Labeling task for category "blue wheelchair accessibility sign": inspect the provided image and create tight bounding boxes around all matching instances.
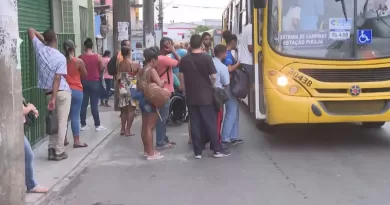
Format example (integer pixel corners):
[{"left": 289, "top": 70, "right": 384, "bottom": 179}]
[{"left": 357, "top": 29, "right": 372, "bottom": 45}]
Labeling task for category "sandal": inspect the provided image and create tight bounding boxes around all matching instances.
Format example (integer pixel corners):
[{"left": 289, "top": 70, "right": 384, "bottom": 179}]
[
  {"left": 73, "top": 143, "right": 88, "bottom": 148},
  {"left": 28, "top": 185, "right": 49, "bottom": 193},
  {"left": 125, "top": 133, "right": 135, "bottom": 137},
  {"left": 143, "top": 151, "right": 161, "bottom": 157},
  {"left": 167, "top": 140, "right": 176, "bottom": 145}
]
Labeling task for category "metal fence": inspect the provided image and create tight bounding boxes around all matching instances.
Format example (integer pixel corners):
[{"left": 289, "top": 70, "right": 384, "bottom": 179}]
[{"left": 20, "top": 32, "right": 75, "bottom": 145}]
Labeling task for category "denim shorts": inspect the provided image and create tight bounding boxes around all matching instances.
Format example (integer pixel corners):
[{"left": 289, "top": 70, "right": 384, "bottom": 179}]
[{"left": 139, "top": 97, "right": 156, "bottom": 113}]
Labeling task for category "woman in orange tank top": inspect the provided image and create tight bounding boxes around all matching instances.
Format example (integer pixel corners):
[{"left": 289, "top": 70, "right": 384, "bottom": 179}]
[{"left": 63, "top": 40, "right": 88, "bottom": 148}]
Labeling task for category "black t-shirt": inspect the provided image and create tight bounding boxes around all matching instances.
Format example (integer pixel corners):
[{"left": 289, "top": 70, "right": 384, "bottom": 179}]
[{"left": 179, "top": 53, "right": 217, "bottom": 106}]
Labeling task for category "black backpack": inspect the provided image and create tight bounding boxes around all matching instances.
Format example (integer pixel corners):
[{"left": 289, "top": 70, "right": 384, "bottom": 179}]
[{"left": 107, "top": 52, "right": 118, "bottom": 76}]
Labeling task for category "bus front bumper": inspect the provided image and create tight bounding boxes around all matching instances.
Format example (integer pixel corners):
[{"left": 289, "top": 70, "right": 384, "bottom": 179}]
[{"left": 265, "top": 88, "right": 390, "bottom": 125}]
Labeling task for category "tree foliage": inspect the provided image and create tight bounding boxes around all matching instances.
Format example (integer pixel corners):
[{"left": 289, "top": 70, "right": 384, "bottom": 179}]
[{"left": 192, "top": 25, "right": 211, "bottom": 35}]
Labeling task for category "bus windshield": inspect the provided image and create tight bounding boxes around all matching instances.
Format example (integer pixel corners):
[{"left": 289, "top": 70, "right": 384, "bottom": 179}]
[{"left": 268, "top": 0, "right": 390, "bottom": 59}]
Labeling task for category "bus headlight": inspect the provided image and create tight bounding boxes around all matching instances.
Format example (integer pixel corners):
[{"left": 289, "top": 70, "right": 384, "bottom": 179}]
[{"left": 277, "top": 76, "right": 288, "bottom": 86}]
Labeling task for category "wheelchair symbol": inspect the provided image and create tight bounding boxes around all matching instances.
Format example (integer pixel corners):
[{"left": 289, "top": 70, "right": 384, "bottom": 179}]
[{"left": 357, "top": 29, "right": 372, "bottom": 44}]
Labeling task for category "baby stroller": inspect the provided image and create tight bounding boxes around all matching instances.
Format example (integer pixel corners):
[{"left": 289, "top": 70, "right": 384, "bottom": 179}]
[{"left": 168, "top": 91, "right": 188, "bottom": 125}]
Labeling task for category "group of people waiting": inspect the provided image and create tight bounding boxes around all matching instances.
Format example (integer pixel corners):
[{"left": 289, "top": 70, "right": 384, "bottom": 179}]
[
  {"left": 20, "top": 22, "right": 254, "bottom": 192},
  {"left": 112, "top": 29, "right": 250, "bottom": 160}
]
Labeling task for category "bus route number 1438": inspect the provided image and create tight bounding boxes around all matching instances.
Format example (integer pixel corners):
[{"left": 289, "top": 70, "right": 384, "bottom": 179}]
[{"left": 288, "top": 68, "right": 312, "bottom": 87}]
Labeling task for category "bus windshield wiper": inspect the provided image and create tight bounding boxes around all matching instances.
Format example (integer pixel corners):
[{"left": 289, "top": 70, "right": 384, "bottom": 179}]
[{"left": 335, "top": 0, "right": 348, "bottom": 20}]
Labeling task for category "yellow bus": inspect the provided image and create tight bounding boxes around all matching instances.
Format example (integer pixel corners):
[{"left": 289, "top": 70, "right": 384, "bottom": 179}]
[{"left": 223, "top": 0, "right": 390, "bottom": 128}]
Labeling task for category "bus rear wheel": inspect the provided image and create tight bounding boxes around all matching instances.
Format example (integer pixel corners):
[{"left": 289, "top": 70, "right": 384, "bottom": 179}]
[{"left": 361, "top": 122, "right": 386, "bottom": 128}]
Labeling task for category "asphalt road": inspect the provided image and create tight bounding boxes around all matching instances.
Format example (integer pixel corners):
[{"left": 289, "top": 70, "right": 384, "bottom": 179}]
[{"left": 46, "top": 105, "right": 390, "bottom": 205}]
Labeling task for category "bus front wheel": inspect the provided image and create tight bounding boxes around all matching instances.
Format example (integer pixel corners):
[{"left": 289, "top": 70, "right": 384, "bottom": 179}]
[
  {"left": 361, "top": 122, "right": 386, "bottom": 128},
  {"left": 256, "top": 119, "right": 274, "bottom": 132}
]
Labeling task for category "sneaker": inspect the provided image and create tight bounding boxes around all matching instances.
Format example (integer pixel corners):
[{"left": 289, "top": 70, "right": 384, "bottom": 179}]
[
  {"left": 231, "top": 139, "right": 244, "bottom": 145},
  {"left": 147, "top": 153, "right": 164, "bottom": 160},
  {"left": 213, "top": 149, "right": 231, "bottom": 158},
  {"left": 80, "top": 125, "right": 89, "bottom": 131},
  {"left": 54, "top": 152, "right": 68, "bottom": 161},
  {"left": 194, "top": 155, "right": 202, "bottom": 159},
  {"left": 95, "top": 126, "right": 107, "bottom": 132},
  {"left": 48, "top": 148, "right": 55, "bottom": 160}
]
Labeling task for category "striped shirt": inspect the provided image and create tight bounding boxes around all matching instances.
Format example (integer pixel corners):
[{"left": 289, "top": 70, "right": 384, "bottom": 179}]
[{"left": 32, "top": 37, "right": 70, "bottom": 92}]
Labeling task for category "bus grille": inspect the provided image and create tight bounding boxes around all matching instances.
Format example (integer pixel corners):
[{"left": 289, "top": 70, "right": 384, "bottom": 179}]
[
  {"left": 319, "top": 100, "right": 388, "bottom": 115},
  {"left": 299, "top": 68, "right": 390, "bottom": 82}
]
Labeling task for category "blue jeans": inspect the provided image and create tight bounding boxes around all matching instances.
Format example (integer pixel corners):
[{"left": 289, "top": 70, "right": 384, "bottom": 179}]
[
  {"left": 104, "top": 79, "right": 113, "bottom": 100},
  {"left": 81, "top": 80, "right": 101, "bottom": 127},
  {"left": 156, "top": 99, "right": 170, "bottom": 146},
  {"left": 24, "top": 136, "right": 37, "bottom": 191},
  {"left": 70, "top": 89, "right": 83, "bottom": 136},
  {"left": 100, "top": 78, "right": 113, "bottom": 101},
  {"left": 139, "top": 96, "right": 156, "bottom": 113},
  {"left": 221, "top": 88, "right": 239, "bottom": 142}
]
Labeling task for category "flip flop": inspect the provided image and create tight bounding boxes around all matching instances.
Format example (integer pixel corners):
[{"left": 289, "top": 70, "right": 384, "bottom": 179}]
[
  {"left": 27, "top": 185, "right": 49, "bottom": 193},
  {"left": 125, "top": 133, "right": 135, "bottom": 137},
  {"left": 73, "top": 143, "right": 88, "bottom": 148}
]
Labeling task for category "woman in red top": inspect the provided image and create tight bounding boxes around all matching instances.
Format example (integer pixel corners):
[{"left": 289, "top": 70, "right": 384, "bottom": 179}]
[
  {"left": 79, "top": 38, "right": 107, "bottom": 132},
  {"left": 63, "top": 40, "right": 88, "bottom": 148}
]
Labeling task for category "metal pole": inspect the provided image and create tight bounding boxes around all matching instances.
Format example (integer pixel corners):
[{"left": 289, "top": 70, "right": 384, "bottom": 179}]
[
  {"left": 158, "top": 0, "right": 163, "bottom": 37},
  {"left": 143, "top": 0, "right": 155, "bottom": 47},
  {"left": 113, "top": 0, "right": 131, "bottom": 51},
  {"left": 0, "top": 1, "right": 25, "bottom": 205},
  {"left": 113, "top": 0, "right": 131, "bottom": 111}
]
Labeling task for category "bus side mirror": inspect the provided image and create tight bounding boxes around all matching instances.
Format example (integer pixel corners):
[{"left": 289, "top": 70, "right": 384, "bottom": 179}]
[{"left": 253, "top": 0, "right": 266, "bottom": 8}]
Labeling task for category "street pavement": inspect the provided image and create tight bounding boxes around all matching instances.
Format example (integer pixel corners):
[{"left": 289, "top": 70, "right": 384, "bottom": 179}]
[{"left": 41, "top": 104, "right": 390, "bottom": 205}]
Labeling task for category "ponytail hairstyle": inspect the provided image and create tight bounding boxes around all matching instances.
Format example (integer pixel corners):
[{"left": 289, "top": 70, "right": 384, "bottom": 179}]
[
  {"left": 222, "top": 30, "right": 237, "bottom": 45},
  {"left": 143, "top": 47, "right": 158, "bottom": 66},
  {"left": 63, "top": 39, "right": 75, "bottom": 60}
]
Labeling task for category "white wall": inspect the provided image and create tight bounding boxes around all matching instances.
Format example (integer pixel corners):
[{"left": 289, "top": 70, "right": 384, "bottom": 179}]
[{"left": 163, "top": 23, "right": 196, "bottom": 42}]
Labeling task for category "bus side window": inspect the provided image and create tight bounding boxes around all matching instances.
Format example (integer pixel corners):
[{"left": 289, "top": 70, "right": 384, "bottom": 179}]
[
  {"left": 258, "top": 9, "right": 264, "bottom": 45},
  {"left": 239, "top": 0, "right": 247, "bottom": 34}
]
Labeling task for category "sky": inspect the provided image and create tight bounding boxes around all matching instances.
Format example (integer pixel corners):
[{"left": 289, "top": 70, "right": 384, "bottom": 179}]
[{"left": 139, "top": 0, "right": 231, "bottom": 23}]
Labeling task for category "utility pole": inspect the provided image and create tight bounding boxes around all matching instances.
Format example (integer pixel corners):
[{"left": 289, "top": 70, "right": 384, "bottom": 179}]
[
  {"left": 0, "top": 1, "right": 26, "bottom": 205},
  {"left": 158, "top": 0, "right": 163, "bottom": 37},
  {"left": 143, "top": 0, "right": 155, "bottom": 47},
  {"left": 112, "top": 0, "right": 131, "bottom": 111}
]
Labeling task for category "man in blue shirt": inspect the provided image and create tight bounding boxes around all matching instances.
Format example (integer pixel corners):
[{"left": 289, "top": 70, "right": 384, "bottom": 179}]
[
  {"left": 213, "top": 45, "right": 230, "bottom": 143},
  {"left": 171, "top": 43, "right": 187, "bottom": 75},
  {"left": 132, "top": 42, "right": 144, "bottom": 62}
]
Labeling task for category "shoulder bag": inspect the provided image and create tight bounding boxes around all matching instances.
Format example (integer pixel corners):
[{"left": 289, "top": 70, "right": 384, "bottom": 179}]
[
  {"left": 187, "top": 55, "right": 228, "bottom": 112},
  {"left": 46, "top": 110, "right": 58, "bottom": 135}
]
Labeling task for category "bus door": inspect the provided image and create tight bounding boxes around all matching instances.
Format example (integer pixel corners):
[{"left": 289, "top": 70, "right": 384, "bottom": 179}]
[{"left": 253, "top": 3, "right": 266, "bottom": 119}]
